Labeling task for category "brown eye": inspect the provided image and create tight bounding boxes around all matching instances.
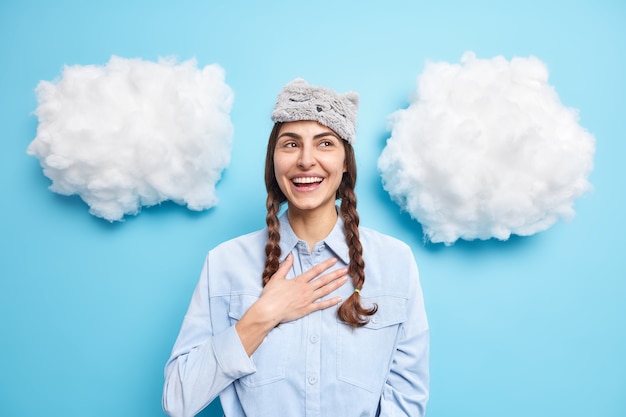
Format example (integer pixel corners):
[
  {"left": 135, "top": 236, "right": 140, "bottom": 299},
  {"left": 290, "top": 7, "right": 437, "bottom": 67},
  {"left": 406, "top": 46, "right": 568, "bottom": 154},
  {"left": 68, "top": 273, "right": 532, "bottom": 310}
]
[{"left": 320, "top": 136, "right": 340, "bottom": 147}]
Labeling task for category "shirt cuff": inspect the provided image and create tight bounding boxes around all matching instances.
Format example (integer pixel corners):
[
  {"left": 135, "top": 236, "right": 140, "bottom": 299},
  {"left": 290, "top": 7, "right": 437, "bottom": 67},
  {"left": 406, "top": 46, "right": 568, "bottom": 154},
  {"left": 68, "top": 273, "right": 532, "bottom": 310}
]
[{"left": 212, "top": 325, "right": 256, "bottom": 379}]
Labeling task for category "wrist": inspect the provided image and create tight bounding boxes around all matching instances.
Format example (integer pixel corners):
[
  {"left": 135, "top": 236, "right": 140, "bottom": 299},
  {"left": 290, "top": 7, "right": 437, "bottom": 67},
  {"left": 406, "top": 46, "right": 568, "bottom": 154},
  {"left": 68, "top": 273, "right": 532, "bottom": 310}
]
[{"left": 235, "top": 301, "right": 280, "bottom": 356}]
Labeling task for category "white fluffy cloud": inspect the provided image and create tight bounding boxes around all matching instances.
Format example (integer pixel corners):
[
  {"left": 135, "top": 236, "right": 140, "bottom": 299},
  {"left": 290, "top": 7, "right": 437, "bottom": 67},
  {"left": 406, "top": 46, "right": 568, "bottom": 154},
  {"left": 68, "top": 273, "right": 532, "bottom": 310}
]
[
  {"left": 378, "top": 52, "right": 595, "bottom": 245},
  {"left": 27, "top": 56, "right": 234, "bottom": 221}
]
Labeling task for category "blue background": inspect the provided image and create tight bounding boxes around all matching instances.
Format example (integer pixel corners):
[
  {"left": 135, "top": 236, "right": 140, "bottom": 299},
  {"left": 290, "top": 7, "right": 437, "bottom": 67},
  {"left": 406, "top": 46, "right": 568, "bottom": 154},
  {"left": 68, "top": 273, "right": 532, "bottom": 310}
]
[{"left": 1, "top": 1, "right": 624, "bottom": 416}]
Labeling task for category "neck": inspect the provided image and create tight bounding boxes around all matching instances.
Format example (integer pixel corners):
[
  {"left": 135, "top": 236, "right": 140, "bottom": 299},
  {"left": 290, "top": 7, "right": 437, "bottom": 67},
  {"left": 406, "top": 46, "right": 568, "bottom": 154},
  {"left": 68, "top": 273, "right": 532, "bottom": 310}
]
[{"left": 287, "top": 204, "right": 338, "bottom": 252}]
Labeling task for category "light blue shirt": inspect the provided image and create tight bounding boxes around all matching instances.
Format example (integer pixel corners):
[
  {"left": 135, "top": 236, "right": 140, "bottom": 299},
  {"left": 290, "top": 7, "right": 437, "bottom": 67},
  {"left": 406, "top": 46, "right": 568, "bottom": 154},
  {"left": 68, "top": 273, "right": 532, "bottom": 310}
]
[{"left": 163, "top": 212, "right": 429, "bottom": 417}]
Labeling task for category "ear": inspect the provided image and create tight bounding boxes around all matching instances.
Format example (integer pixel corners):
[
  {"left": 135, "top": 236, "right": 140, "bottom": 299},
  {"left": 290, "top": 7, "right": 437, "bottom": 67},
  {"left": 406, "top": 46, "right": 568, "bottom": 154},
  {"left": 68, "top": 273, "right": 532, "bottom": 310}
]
[{"left": 344, "top": 92, "right": 359, "bottom": 109}]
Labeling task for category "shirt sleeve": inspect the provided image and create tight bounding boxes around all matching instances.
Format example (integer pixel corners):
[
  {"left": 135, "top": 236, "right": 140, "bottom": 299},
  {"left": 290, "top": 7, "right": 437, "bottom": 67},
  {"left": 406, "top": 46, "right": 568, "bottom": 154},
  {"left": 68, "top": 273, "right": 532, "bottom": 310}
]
[
  {"left": 162, "top": 256, "right": 256, "bottom": 417},
  {"left": 379, "top": 246, "right": 430, "bottom": 416}
]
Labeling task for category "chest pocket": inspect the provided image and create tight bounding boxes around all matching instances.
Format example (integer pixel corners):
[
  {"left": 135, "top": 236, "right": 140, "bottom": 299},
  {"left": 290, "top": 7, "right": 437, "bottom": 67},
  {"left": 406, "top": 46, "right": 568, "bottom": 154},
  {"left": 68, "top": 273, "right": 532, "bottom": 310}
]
[
  {"left": 229, "top": 294, "right": 292, "bottom": 387},
  {"left": 337, "top": 295, "right": 408, "bottom": 392}
]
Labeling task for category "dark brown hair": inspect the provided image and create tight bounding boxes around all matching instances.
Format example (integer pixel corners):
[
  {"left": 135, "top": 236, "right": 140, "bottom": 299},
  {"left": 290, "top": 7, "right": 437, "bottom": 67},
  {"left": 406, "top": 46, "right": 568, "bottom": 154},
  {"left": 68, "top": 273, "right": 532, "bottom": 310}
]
[{"left": 262, "top": 122, "right": 377, "bottom": 327}]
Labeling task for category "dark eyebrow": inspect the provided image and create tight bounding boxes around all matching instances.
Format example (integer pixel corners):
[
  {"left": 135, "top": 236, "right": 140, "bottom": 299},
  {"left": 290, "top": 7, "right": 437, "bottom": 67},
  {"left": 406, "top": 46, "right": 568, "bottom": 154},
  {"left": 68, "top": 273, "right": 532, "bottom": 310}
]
[
  {"left": 277, "top": 131, "right": 340, "bottom": 140},
  {"left": 314, "top": 131, "right": 341, "bottom": 140},
  {"left": 277, "top": 132, "right": 301, "bottom": 140}
]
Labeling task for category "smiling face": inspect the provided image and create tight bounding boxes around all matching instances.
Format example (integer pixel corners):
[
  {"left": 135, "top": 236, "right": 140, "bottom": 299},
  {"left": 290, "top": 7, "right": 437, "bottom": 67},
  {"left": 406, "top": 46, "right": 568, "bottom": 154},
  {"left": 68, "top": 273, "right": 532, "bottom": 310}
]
[{"left": 271, "top": 120, "right": 347, "bottom": 218}]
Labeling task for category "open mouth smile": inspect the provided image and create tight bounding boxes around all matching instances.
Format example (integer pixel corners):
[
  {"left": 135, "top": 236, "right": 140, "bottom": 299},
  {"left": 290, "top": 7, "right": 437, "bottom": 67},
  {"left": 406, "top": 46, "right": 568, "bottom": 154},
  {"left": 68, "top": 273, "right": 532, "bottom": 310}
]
[{"left": 292, "top": 176, "right": 324, "bottom": 188}]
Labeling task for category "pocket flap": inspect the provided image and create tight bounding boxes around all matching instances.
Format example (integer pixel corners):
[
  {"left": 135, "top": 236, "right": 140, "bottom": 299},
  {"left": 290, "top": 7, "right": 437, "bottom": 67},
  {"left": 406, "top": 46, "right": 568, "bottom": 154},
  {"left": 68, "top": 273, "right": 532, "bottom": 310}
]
[
  {"left": 346, "top": 295, "right": 408, "bottom": 329},
  {"left": 228, "top": 293, "right": 259, "bottom": 321}
]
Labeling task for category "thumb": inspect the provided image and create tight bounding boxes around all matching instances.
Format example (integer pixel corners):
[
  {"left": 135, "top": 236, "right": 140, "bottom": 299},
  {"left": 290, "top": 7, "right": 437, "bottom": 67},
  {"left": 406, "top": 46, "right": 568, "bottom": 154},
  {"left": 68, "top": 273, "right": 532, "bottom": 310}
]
[{"left": 271, "top": 253, "right": 294, "bottom": 281}]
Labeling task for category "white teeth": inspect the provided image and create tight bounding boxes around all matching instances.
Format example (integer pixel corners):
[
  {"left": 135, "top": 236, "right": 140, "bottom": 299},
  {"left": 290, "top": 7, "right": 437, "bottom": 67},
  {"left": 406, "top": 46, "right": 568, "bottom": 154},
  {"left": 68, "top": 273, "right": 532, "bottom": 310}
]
[{"left": 293, "top": 177, "right": 323, "bottom": 184}]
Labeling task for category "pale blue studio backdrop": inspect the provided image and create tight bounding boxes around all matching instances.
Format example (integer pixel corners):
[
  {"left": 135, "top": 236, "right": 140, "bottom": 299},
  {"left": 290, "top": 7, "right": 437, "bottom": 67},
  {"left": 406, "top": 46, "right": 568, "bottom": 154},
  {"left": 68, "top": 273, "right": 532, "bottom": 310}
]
[{"left": 1, "top": 1, "right": 624, "bottom": 416}]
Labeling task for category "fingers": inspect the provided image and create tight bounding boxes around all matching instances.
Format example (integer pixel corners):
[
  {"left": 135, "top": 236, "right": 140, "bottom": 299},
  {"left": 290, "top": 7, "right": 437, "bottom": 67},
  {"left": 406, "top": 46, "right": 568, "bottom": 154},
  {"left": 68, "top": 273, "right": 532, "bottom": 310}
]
[
  {"left": 261, "top": 255, "right": 349, "bottom": 323},
  {"left": 309, "top": 295, "right": 344, "bottom": 313},
  {"left": 278, "top": 253, "right": 294, "bottom": 273},
  {"left": 298, "top": 257, "right": 340, "bottom": 283},
  {"left": 312, "top": 266, "right": 348, "bottom": 289},
  {"left": 298, "top": 279, "right": 346, "bottom": 317},
  {"left": 271, "top": 255, "right": 340, "bottom": 285},
  {"left": 269, "top": 254, "right": 294, "bottom": 282}
]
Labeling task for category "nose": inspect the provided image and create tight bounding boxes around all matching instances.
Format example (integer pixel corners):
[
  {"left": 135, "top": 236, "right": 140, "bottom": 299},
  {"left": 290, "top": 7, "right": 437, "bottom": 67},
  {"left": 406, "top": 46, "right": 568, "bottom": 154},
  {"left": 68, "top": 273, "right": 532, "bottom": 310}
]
[{"left": 297, "top": 144, "right": 316, "bottom": 169}]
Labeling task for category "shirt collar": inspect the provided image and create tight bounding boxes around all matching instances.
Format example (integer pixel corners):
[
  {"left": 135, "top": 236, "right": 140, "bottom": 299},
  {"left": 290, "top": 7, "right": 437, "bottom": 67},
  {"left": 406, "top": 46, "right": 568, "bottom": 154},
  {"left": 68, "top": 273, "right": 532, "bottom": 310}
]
[{"left": 278, "top": 209, "right": 350, "bottom": 264}]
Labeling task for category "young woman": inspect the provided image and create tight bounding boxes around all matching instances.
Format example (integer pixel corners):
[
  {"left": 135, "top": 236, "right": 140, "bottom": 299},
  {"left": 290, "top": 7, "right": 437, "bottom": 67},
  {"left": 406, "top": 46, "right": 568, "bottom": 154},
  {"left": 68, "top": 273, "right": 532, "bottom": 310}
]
[{"left": 163, "top": 79, "right": 429, "bottom": 417}]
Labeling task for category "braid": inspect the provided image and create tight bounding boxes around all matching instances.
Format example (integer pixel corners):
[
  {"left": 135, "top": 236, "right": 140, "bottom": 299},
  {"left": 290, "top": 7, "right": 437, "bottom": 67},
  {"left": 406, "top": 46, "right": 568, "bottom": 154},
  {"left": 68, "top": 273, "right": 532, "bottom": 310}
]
[
  {"left": 262, "top": 123, "right": 285, "bottom": 287},
  {"left": 263, "top": 188, "right": 282, "bottom": 286},
  {"left": 336, "top": 168, "right": 377, "bottom": 328}
]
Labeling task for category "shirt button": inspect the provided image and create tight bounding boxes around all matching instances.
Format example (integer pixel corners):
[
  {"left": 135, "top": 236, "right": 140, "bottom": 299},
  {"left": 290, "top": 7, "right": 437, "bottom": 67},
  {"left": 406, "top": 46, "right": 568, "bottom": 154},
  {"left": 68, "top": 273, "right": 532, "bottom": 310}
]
[
  {"left": 310, "top": 335, "right": 319, "bottom": 343},
  {"left": 308, "top": 376, "right": 317, "bottom": 385},
  {"left": 371, "top": 315, "right": 380, "bottom": 324}
]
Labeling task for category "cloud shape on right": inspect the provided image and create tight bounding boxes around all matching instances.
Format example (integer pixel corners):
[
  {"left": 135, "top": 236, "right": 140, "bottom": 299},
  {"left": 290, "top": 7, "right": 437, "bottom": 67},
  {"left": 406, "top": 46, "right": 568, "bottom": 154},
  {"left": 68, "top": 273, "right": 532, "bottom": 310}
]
[{"left": 378, "top": 52, "right": 595, "bottom": 245}]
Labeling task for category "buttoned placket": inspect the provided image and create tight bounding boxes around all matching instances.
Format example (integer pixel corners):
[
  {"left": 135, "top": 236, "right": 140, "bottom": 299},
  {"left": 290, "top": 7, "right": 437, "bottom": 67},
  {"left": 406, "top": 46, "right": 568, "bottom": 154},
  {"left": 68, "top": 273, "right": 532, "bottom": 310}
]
[{"left": 295, "top": 241, "right": 323, "bottom": 417}]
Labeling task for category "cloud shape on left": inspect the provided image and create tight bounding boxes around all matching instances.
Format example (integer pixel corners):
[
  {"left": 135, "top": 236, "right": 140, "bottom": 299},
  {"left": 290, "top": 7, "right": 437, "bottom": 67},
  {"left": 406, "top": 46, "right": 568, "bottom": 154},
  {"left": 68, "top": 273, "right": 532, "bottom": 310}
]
[{"left": 27, "top": 56, "right": 234, "bottom": 222}]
